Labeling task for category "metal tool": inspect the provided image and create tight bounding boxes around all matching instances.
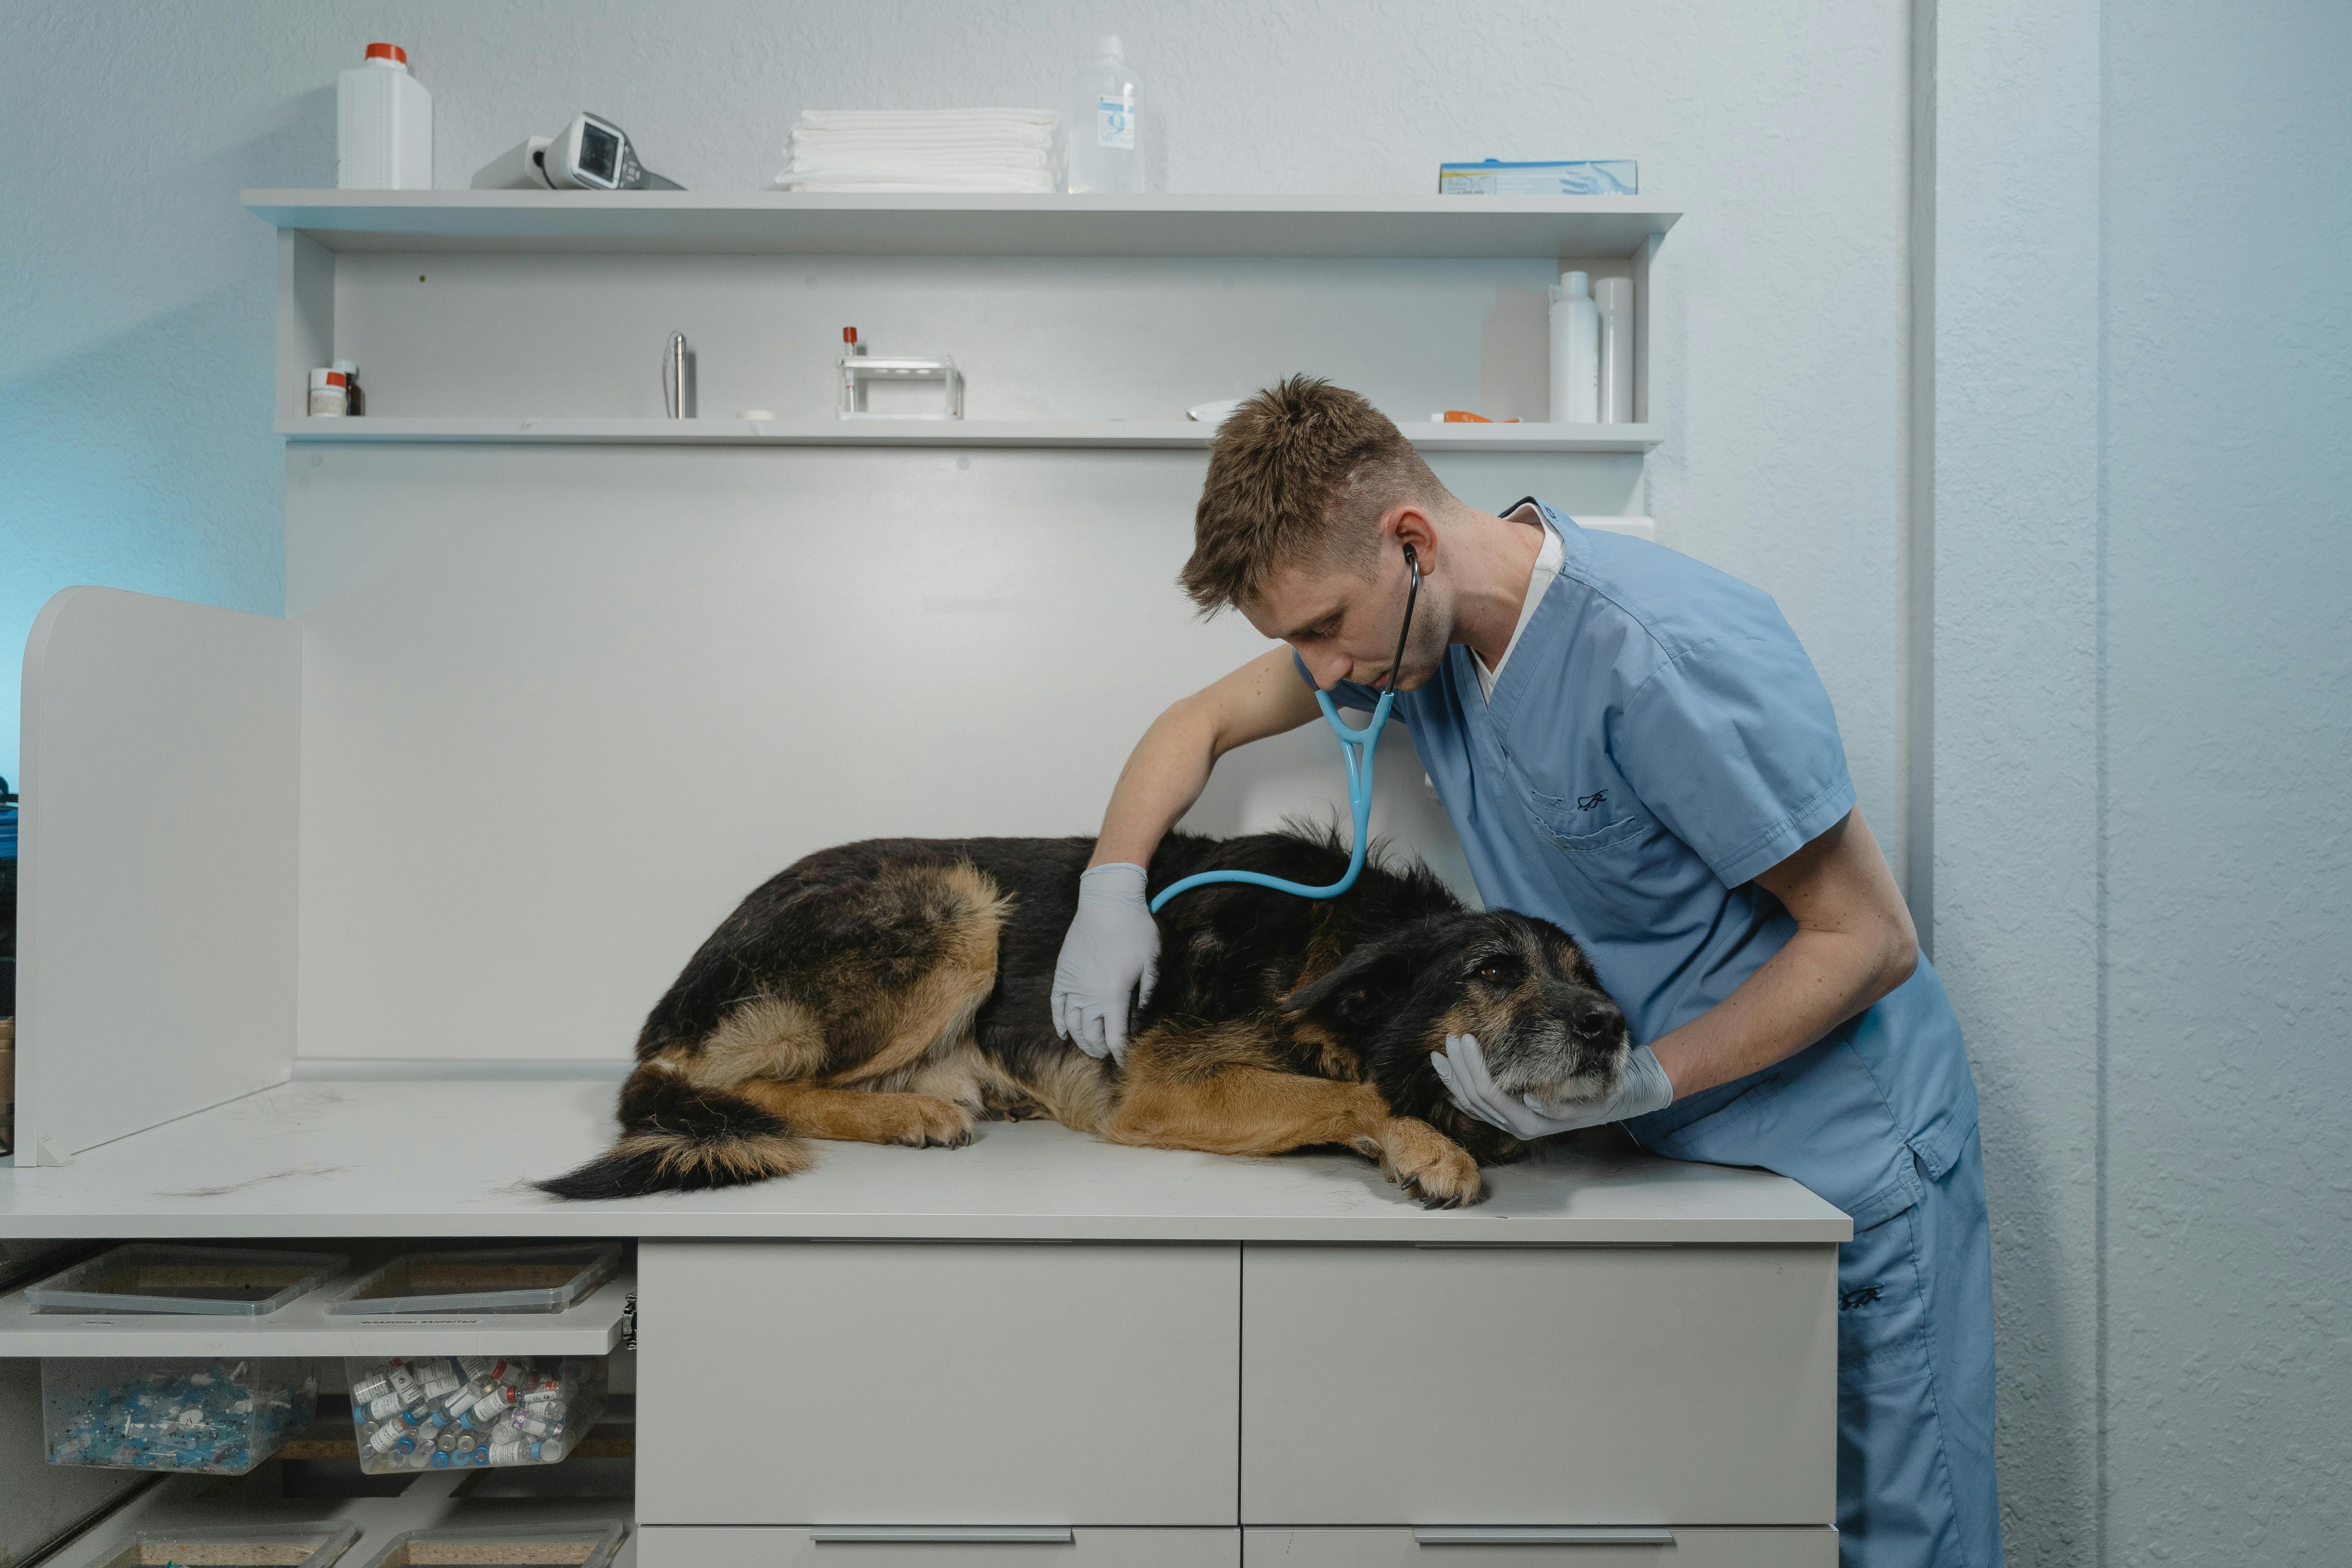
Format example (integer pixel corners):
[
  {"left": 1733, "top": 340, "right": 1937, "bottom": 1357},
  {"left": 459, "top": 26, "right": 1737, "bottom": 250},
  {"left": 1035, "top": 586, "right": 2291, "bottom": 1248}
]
[{"left": 663, "top": 334, "right": 688, "bottom": 418}]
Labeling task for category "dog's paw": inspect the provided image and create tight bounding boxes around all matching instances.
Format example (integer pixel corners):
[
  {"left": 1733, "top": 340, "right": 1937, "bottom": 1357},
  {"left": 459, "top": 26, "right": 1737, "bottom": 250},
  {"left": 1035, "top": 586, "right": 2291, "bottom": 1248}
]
[
  {"left": 889, "top": 1094, "right": 976, "bottom": 1149},
  {"left": 1375, "top": 1118, "right": 1484, "bottom": 1209}
]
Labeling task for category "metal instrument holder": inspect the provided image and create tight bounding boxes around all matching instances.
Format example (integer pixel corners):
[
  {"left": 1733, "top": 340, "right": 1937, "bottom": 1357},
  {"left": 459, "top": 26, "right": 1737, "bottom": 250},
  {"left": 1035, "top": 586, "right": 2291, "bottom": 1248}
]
[{"left": 838, "top": 354, "right": 964, "bottom": 420}]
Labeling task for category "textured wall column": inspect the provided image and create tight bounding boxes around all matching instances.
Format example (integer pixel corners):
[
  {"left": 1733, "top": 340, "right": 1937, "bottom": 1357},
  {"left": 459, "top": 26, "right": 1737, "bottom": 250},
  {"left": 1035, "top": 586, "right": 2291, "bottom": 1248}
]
[
  {"left": 1931, "top": 2, "right": 2103, "bottom": 1562},
  {"left": 2102, "top": 2, "right": 2352, "bottom": 1559}
]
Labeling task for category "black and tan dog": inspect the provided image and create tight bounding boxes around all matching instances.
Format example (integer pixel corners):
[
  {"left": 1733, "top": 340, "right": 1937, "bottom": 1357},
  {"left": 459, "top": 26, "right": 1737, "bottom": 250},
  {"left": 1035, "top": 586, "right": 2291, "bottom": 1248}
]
[{"left": 538, "top": 829, "right": 1628, "bottom": 1208}]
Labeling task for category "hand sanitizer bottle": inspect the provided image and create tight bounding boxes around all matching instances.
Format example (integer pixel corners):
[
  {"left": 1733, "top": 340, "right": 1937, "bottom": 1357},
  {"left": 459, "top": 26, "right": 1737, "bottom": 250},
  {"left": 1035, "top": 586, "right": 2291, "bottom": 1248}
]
[
  {"left": 338, "top": 43, "right": 432, "bottom": 189},
  {"left": 1069, "top": 35, "right": 1144, "bottom": 193}
]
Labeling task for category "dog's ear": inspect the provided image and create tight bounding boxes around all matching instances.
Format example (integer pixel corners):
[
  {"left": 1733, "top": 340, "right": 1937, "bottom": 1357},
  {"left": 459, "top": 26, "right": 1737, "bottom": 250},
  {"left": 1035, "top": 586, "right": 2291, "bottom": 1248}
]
[{"left": 1280, "top": 924, "right": 1433, "bottom": 1027}]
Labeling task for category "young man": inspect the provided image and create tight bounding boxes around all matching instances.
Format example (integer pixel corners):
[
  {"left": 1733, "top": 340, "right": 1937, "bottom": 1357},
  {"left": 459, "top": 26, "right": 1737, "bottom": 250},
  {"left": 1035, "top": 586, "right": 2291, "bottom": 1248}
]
[{"left": 1051, "top": 378, "right": 2000, "bottom": 1568}]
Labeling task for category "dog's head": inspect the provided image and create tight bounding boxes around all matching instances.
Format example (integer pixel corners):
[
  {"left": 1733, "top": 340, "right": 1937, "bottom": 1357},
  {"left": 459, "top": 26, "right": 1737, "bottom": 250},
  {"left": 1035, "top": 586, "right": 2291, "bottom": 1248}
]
[{"left": 1280, "top": 908, "right": 1629, "bottom": 1142}]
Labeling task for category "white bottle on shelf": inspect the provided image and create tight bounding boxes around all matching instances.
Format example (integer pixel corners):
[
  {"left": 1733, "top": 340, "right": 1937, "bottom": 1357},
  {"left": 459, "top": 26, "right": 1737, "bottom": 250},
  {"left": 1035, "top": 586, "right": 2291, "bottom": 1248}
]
[
  {"left": 1068, "top": 35, "right": 1144, "bottom": 193},
  {"left": 338, "top": 42, "right": 432, "bottom": 190},
  {"left": 1548, "top": 270, "right": 1600, "bottom": 424},
  {"left": 1595, "top": 275, "right": 1635, "bottom": 423},
  {"left": 308, "top": 368, "right": 349, "bottom": 416}
]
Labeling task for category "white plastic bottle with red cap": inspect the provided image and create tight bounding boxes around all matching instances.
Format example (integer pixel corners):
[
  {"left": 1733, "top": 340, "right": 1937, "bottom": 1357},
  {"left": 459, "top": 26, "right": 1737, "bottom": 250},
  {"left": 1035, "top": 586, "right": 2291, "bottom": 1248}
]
[{"left": 338, "top": 42, "right": 432, "bottom": 189}]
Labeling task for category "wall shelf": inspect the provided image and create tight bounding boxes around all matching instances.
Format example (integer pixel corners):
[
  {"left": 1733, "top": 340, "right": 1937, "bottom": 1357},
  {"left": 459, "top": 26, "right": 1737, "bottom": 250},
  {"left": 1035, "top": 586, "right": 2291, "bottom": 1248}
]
[
  {"left": 254, "top": 191, "right": 1673, "bottom": 443},
  {"left": 274, "top": 416, "right": 1664, "bottom": 453},
  {"left": 243, "top": 190, "right": 1680, "bottom": 258}
]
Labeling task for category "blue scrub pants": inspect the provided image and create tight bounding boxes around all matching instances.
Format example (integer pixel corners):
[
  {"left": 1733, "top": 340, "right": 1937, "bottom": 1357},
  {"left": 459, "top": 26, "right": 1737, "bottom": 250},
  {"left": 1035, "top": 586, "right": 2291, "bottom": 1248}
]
[{"left": 1834, "top": 1128, "right": 2003, "bottom": 1568}]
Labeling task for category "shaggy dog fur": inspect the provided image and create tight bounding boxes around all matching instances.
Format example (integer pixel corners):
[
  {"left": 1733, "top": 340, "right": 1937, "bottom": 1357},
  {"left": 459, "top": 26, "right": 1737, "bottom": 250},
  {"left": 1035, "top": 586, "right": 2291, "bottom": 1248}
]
[{"left": 539, "top": 829, "right": 1628, "bottom": 1209}]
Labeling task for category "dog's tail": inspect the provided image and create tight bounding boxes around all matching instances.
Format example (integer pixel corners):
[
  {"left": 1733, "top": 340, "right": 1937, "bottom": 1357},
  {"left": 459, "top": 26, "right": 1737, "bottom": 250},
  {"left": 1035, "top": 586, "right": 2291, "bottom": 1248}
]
[{"left": 536, "top": 1063, "right": 815, "bottom": 1200}]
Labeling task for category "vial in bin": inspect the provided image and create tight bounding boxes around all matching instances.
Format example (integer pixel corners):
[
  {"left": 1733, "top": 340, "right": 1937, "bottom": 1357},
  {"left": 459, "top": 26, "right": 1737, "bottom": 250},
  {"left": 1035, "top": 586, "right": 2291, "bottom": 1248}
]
[
  {"left": 510, "top": 1407, "right": 561, "bottom": 1438},
  {"left": 348, "top": 1350, "right": 599, "bottom": 1473},
  {"left": 350, "top": 1371, "right": 394, "bottom": 1407}
]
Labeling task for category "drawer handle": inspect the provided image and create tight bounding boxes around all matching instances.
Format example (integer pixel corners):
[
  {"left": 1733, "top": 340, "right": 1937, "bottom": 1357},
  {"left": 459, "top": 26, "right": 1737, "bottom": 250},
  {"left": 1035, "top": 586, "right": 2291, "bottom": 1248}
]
[
  {"left": 1412, "top": 1529, "right": 1676, "bottom": 1548},
  {"left": 811, "top": 1529, "right": 1077, "bottom": 1546}
]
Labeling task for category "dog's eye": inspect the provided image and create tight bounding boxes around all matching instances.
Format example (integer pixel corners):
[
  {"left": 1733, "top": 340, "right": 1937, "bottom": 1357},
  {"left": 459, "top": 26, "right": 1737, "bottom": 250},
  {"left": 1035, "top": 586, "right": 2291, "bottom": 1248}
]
[{"left": 1475, "top": 958, "right": 1521, "bottom": 986}]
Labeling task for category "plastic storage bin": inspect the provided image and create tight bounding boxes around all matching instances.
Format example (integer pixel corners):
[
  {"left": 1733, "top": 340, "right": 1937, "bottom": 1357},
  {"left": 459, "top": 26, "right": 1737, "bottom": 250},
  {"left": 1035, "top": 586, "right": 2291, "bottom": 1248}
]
[
  {"left": 26, "top": 1243, "right": 346, "bottom": 1316},
  {"left": 43, "top": 1356, "right": 318, "bottom": 1473},
  {"left": 328, "top": 1243, "right": 619, "bottom": 1316},
  {"left": 344, "top": 1351, "right": 607, "bottom": 1474},
  {"left": 92, "top": 1520, "right": 361, "bottom": 1567},
  {"left": 354, "top": 1522, "right": 625, "bottom": 1567}
]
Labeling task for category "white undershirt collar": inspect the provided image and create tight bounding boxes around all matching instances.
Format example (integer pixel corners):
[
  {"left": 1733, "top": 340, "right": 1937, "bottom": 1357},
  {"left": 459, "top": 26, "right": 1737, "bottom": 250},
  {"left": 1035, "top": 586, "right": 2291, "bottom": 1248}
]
[{"left": 1472, "top": 507, "right": 1564, "bottom": 703}]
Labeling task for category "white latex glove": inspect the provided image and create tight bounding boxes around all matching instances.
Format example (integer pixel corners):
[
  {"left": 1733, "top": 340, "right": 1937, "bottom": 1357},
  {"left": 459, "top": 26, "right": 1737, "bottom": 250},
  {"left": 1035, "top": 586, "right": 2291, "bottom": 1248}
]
[
  {"left": 1430, "top": 1032, "right": 1674, "bottom": 1139},
  {"left": 1050, "top": 863, "right": 1161, "bottom": 1064}
]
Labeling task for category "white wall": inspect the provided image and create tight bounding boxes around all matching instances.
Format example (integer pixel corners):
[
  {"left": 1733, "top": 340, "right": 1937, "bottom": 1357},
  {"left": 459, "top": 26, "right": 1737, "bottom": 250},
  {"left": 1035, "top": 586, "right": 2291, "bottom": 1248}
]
[
  {"left": 1931, "top": 2, "right": 2104, "bottom": 1558},
  {"left": 2, "top": 0, "right": 1918, "bottom": 884},
  {"left": 1933, "top": 1, "right": 2352, "bottom": 1563},
  {"left": 2100, "top": 1, "right": 2352, "bottom": 1559},
  {"left": 250, "top": 0, "right": 1914, "bottom": 1056}
]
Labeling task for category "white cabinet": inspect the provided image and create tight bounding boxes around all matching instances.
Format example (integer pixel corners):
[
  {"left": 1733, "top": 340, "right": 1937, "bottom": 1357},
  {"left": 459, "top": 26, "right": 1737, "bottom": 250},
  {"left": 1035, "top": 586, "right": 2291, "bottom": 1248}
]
[
  {"left": 1240, "top": 1246, "right": 1838, "bottom": 1526},
  {"left": 639, "top": 1528, "right": 1239, "bottom": 1568},
  {"left": 634, "top": 1238, "right": 1838, "bottom": 1541},
  {"left": 638, "top": 1242, "right": 1241, "bottom": 1526},
  {"left": 1244, "top": 1529, "right": 1836, "bottom": 1568}
]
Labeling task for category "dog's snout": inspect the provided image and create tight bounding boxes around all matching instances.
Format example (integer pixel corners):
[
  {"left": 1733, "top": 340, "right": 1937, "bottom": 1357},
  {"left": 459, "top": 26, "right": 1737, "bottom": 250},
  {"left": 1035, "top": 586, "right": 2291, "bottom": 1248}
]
[{"left": 1570, "top": 994, "right": 1623, "bottom": 1040}]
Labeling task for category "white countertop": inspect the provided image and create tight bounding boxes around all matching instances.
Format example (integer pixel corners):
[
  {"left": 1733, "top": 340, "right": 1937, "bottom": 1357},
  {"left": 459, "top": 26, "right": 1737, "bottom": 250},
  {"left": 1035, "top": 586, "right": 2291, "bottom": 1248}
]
[{"left": 0, "top": 1077, "right": 1848, "bottom": 1244}]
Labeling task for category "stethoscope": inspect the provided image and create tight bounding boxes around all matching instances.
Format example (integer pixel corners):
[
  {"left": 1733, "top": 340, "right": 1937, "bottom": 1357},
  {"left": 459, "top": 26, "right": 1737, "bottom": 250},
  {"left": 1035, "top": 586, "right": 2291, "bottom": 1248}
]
[{"left": 1150, "top": 543, "right": 1422, "bottom": 913}]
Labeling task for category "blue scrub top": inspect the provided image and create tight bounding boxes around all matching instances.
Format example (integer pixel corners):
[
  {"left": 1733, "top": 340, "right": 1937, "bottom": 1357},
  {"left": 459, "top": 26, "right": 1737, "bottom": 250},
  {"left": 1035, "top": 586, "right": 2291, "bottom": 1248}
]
[{"left": 1313, "top": 500, "right": 1979, "bottom": 1227}]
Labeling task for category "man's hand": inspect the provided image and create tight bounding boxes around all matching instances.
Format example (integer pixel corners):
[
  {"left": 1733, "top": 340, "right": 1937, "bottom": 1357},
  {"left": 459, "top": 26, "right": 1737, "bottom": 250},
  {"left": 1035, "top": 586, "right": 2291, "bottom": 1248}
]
[
  {"left": 1050, "top": 863, "right": 1161, "bottom": 1063},
  {"left": 1431, "top": 1033, "right": 1674, "bottom": 1138}
]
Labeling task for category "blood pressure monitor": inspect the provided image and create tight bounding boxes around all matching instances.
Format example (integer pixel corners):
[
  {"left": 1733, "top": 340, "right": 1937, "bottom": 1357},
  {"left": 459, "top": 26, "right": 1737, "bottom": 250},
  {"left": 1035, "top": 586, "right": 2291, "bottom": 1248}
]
[{"left": 471, "top": 113, "right": 683, "bottom": 191}]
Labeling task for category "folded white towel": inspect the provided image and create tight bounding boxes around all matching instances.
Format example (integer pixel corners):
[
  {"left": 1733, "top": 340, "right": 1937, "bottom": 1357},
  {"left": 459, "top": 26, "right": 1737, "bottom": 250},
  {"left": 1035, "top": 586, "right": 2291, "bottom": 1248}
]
[
  {"left": 794, "top": 109, "right": 1058, "bottom": 130},
  {"left": 777, "top": 108, "right": 1063, "bottom": 194}
]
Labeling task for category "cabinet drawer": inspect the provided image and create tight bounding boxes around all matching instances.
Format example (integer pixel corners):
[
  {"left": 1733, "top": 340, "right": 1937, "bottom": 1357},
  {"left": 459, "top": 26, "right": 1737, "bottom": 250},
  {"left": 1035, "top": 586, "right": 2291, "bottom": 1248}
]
[
  {"left": 639, "top": 1243, "right": 1240, "bottom": 1525},
  {"left": 1241, "top": 1246, "right": 1836, "bottom": 1526},
  {"left": 639, "top": 1528, "right": 1239, "bottom": 1568},
  {"left": 1243, "top": 1528, "right": 1834, "bottom": 1568}
]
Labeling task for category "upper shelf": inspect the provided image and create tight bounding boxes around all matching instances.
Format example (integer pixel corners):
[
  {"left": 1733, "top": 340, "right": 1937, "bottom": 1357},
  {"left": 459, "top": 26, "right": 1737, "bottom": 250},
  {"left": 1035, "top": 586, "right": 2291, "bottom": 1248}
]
[
  {"left": 274, "top": 415, "right": 1664, "bottom": 453},
  {"left": 241, "top": 191, "right": 1682, "bottom": 258}
]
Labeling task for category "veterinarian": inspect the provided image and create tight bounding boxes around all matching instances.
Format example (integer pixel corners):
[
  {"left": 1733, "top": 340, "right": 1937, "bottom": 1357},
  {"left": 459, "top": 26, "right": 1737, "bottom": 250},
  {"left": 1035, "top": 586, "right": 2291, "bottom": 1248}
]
[{"left": 1052, "top": 377, "right": 1999, "bottom": 1568}]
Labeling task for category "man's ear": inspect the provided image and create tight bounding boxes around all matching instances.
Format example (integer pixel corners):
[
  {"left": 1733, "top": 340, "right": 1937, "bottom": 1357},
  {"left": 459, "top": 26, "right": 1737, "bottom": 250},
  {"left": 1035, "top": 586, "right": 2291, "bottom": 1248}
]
[
  {"left": 1385, "top": 502, "right": 1439, "bottom": 573},
  {"left": 1280, "top": 925, "right": 1431, "bottom": 1026}
]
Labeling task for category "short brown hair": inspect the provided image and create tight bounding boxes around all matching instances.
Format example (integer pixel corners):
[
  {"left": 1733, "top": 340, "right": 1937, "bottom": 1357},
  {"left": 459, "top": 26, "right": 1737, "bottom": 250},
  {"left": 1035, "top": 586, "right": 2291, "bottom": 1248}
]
[{"left": 1180, "top": 376, "right": 1447, "bottom": 613}]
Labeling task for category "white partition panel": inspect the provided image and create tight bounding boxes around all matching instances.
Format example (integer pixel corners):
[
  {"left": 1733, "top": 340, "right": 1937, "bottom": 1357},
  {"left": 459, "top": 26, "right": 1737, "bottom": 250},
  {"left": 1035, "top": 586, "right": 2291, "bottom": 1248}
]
[
  {"left": 288, "top": 444, "right": 1585, "bottom": 1062},
  {"left": 16, "top": 588, "right": 299, "bottom": 1160}
]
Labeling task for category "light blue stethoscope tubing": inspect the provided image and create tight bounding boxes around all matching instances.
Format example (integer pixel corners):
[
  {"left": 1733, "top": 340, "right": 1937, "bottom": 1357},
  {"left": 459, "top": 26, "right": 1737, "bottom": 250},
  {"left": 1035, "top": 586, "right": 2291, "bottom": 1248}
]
[
  {"left": 1148, "top": 545, "right": 1421, "bottom": 915},
  {"left": 1147, "top": 688, "right": 1395, "bottom": 914}
]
